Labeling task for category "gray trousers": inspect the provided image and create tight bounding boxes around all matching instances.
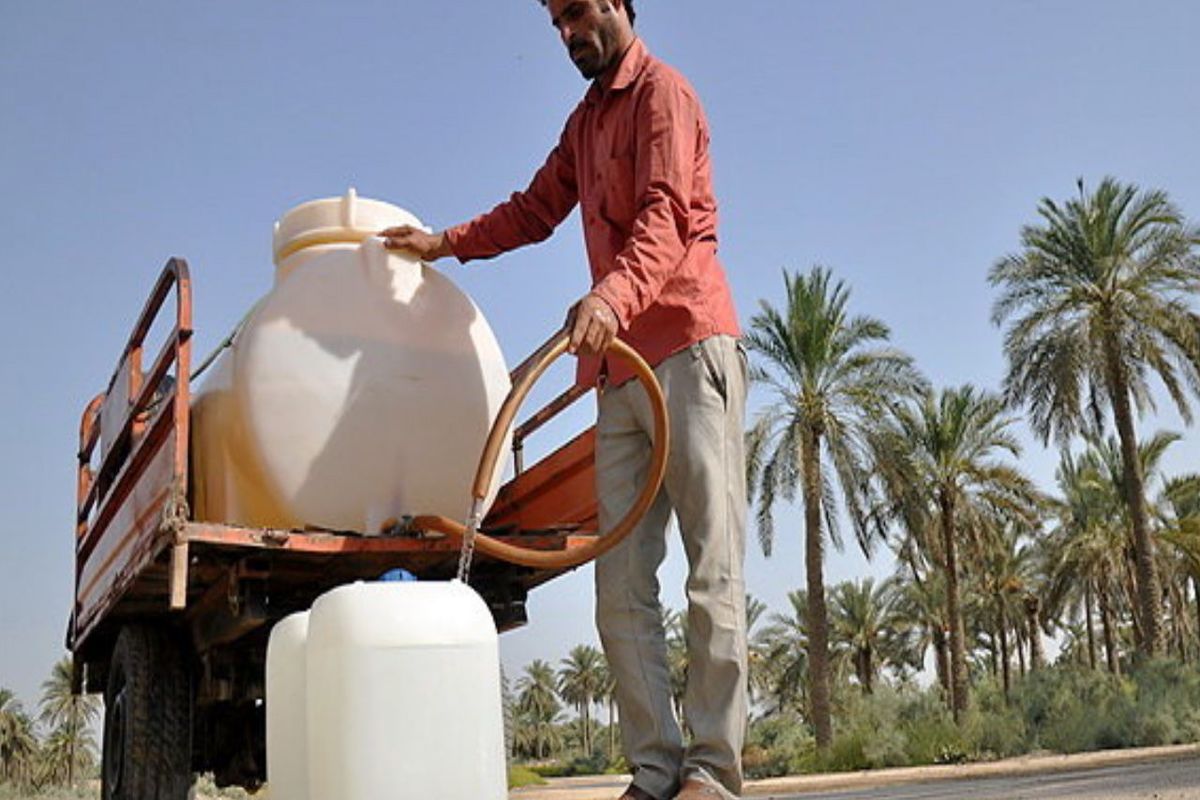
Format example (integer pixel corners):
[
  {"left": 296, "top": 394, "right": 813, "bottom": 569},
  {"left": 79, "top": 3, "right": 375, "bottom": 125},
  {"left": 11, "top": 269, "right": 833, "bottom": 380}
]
[{"left": 595, "top": 335, "right": 748, "bottom": 800}]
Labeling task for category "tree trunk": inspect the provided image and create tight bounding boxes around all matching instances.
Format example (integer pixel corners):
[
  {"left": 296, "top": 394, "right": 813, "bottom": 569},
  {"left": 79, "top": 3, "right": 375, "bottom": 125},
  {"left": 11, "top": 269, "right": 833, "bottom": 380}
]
[
  {"left": 1122, "top": 555, "right": 1144, "bottom": 649},
  {"left": 932, "top": 626, "right": 950, "bottom": 697},
  {"left": 1167, "top": 583, "right": 1183, "bottom": 663},
  {"left": 1173, "top": 580, "right": 1191, "bottom": 663},
  {"left": 802, "top": 426, "right": 833, "bottom": 748},
  {"left": 1016, "top": 628, "right": 1026, "bottom": 678},
  {"left": 939, "top": 491, "right": 969, "bottom": 720},
  {"left": 1106, "top": 349, "right": 1164, "bottom": 658},
  {"left": 582, "top": 700, "right": 591, "bottom": 755},
  {"left": 1085, "top": 581, "right": 1098, "bottom": 670},
  {"left": 1190, "top": 578, "right": 1200, "bottom": 666},
  {"left": 1025, "top": 594, "right": 1044, "bottom": 671},
  {"left": 608, "top": 696, "right": 617, "bottom": 760},
  {"left": 999, "top": 603, "right": 1011, "bottom": 701},
  {"left": 863, "top": 645, "right": 874, "bottom": 694},
  {"left": 1099, "top": 580, "right": 1120, "bottom": 676},
  {"left": 988, "top": 626, "right": 998, "bottom": 679}
]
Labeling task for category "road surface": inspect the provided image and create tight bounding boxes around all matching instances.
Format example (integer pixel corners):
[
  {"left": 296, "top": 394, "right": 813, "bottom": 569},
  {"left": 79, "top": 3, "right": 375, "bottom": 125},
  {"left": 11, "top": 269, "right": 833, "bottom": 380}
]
[
  {"left": 769, "top": 756, "right": 1200, "bottom": 799},
  {"left": 511, "top": 748, "right": 1200, "bottom": 800}
]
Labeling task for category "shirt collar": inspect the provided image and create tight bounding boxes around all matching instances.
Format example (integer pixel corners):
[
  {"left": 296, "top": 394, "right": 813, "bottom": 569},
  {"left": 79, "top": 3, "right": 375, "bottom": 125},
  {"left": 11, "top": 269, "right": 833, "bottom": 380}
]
[{"left": 586, "top": 37, "right": 647, "bottom": 104}]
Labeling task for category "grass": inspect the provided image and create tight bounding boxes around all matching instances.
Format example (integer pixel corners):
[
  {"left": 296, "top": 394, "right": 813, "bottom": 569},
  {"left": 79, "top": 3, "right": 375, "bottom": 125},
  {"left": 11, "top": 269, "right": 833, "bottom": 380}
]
[
  {"left": 508, "top": 764, "right": 547, "bottom": 789},
  {"left": 0, "top": 784, "right": 96, "bottom": 800}
]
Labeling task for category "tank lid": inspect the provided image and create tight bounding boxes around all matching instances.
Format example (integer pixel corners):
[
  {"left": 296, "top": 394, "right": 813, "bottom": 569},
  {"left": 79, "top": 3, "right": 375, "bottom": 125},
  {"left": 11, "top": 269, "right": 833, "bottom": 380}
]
[{"left": 272, "top": 188, "right": 426, "bottom": 265}]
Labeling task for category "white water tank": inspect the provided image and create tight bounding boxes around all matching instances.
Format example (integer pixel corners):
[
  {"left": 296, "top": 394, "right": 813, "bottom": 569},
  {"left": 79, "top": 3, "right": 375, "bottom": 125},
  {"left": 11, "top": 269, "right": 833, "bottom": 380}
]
[
  {"left": 266, "top": 611, "right": 310, "bottom": 800},
  {"left": 304, "top": 581, "right": 507, "bottom": 800},
  {"left": 190, "top": 189, "right": 511, "bottom": 532}
]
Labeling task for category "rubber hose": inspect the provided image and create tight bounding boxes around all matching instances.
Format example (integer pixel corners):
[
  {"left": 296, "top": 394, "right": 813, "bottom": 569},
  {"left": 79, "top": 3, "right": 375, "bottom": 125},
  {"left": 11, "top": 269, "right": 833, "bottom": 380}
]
[{"left": 411, "top": 330, "right": 669, "bottom": 570}]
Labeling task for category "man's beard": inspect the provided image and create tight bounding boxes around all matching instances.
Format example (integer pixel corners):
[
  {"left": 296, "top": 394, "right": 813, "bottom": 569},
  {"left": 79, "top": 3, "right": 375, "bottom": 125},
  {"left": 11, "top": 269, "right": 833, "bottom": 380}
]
[{"left": 570, "top": 46, "right": 603, "bottom": 79}]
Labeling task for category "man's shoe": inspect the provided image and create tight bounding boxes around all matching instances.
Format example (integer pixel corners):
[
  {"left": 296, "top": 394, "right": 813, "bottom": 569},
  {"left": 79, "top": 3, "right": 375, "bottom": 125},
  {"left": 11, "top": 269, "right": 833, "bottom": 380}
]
[
  {"left": 619, "top": 785, "right": 658, "bottom": 800},
  {"left": 673, "top": 778, "right": 728, "bottom": 799}
]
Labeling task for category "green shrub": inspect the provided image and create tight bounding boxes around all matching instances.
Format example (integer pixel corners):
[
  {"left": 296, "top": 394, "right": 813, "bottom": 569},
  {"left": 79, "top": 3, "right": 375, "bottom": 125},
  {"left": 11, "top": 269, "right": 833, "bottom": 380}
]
[
  {"left": 739, "top": 659, "right": 1200, "bottom": 780},
  {"left": 529, "top": 761, "right": 571, "bottom": 778},
  {"left": 1126, "top": 659, "right": 1200, "bottom": 746},
  {"left": 565, "top": 750, "right": 611, "bottom": 776},
  {"left": 961, "top": 679, "right": 1027, "bottom": 759},
  {"left": 508, "top": 765, "right": 547, "bottom": 789},
  {"left": 1014, "top": 664, "right": 1131, "bottom": 752},
  {"left": 1008, "top": 659, "right": 1200, "bottom": 753},
  {"left": 744, "top": 712, "right": 815, "bottom": 778},
  {"left": 604, "top": 755, "right": 630, "bottom": 775},
  {"left": 828, "top": 688, "right": 909, "bottom": 770},
  {"left": 905, "top": 721, "right": 968, "bottom": 765},
  {"left": 878, "top": 685, "right": 971, "bottom": 764},
  {"left": 525, "top": 750, "right": 615, "bottom": 779}
]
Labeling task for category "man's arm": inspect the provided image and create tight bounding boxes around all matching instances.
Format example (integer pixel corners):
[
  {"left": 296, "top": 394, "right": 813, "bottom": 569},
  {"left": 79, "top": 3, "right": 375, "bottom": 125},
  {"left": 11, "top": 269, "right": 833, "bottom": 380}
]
[
  {"left": 382, "top": 119, "right": 579, "bottom": 262},
  {"left": 379, "top": 226, "right": 452, "bottom": 260}
]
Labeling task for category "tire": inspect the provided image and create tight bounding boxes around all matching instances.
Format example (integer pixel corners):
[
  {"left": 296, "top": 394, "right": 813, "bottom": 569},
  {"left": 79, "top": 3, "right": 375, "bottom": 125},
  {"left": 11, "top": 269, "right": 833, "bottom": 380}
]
[{"left": 102, "top": 624, "right": 194, "bottom": 800}]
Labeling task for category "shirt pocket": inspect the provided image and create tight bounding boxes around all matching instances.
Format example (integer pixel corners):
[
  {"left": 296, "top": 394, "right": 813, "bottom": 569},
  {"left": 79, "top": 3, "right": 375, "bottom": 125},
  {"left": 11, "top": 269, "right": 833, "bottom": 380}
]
[
  {"left": 595, "top": 116, "right": 637, "bottom": 228},
  {"left": 598, "top": 150, "right": 637, "bottom": 229}
]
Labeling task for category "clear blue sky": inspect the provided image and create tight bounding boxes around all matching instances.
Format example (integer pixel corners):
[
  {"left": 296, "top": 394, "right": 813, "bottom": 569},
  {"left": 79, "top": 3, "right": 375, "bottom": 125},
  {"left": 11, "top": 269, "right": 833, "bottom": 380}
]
[{"left": 2, "top": 1, "right": 1198, "bottom": 711}]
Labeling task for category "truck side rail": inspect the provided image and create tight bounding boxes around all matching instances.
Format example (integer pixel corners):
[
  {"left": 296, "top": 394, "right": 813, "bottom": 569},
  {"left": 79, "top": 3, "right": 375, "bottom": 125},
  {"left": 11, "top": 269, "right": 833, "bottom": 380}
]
[{"left": 73, "top": 258, "right": 193, "bottom": 650}]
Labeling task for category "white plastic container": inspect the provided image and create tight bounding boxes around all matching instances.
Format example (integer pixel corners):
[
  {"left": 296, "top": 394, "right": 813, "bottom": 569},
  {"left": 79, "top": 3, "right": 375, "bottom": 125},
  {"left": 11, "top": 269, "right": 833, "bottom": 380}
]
[
  {"left": 266, "top": 611, "right": 310, "bottom": 800},
  {"left": 190, "top": 189, "right": 511, "bottom": 532},
  {"left": 305, "top": 581, "right": 507, "bottom": 800}
]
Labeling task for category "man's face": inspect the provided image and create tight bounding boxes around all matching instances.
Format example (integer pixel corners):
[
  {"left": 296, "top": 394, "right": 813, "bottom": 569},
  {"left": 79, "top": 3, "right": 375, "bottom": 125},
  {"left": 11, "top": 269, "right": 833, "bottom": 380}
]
[{"left": 547, "top": 0, "right": 623, "bottom": 80}]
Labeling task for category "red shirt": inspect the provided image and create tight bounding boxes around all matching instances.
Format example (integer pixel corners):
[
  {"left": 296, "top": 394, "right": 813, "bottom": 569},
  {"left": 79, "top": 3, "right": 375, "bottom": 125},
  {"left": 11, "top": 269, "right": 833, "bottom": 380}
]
[{"left": 445, "top": 38, "right": 740, "bottom": 388}]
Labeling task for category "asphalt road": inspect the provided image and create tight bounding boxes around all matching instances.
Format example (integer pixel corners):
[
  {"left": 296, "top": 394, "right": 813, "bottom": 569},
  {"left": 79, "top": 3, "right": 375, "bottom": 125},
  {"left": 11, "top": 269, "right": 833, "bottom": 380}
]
[{"left": 772, "top": 757, "right": 1200, "bottom": 800}]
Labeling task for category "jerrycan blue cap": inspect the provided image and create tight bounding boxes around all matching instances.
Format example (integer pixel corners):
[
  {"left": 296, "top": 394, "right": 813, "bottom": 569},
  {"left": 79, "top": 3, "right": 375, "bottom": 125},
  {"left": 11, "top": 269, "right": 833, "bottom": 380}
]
[{"left": 378, "top": 568, "right": 417, "bottom": 582}]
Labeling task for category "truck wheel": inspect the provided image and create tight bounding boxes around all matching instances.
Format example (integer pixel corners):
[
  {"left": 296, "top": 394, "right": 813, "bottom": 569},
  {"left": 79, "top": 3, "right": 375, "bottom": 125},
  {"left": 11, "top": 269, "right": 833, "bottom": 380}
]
[{"left": 102, "top": 624, "right": 194, "bottom": 800}]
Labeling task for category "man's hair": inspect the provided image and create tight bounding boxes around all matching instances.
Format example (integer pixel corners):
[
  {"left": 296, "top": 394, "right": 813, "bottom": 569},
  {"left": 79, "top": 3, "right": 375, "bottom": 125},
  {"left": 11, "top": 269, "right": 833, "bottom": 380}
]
[{"left": 539, "top": 0, "right": 636, "bottom": 26}]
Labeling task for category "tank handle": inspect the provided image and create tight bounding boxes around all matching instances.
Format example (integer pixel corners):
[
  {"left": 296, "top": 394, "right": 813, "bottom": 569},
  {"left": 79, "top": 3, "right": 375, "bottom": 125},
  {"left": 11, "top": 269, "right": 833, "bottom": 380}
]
[{"left": 412, "top": 328, "right": 669, "bottom": 571}]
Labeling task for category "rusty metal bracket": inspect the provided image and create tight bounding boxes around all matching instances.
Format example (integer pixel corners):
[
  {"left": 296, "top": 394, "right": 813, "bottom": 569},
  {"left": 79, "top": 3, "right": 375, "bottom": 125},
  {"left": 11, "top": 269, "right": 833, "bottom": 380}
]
[
  {"left": 162, "top": 477, "right": 191, "bottom": 610},
  {"left": 187, "top": 562, "right": 269, "bottom": 653}
]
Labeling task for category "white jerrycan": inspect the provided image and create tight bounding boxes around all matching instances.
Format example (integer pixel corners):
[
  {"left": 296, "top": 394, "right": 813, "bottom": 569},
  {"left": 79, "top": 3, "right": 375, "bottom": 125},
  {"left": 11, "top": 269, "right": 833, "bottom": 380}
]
[
  {"left": 267, "top": 581, "right": 507, "bottom": 799},
  {"left": 266, "top": 611, "right": 311, "bottom": 799}
]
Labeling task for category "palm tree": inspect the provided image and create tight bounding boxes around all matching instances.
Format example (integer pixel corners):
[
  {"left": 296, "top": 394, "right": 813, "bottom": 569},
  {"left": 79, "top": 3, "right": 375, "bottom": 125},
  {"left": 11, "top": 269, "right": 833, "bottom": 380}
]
[
  {"left": 1093, "top": 430, "right": 1186, "bottom": 649},
  {"left": 745, "top": 595, "right": 770, "bottom": 707},
  {"left": 745, "top": 266, "right": 925, "bottom": 747},
  {"left": 557, "top": 645, "right": 605, "bottom": 756},
  {"left": 1, "top": 689, "right": 38, "bottom": 786},
  {"left": 594, "top": 657, "right": 618, "bottom": 762},
  {"left": 501, "top": 668, "right": 516, "bottom": 761},
  {"left": 38, "top": 657, "right": 100, "bottom": 788},
  {"left": 1159, "top": 474, "right": 1200, "bottom": 658},
  {"left": 753, "top": 590, "right": 811, "bottom": 716},
  {"left": 871, "top": 385, "right": 1040, "bottom": 719},
  {"left": 516, "top": 660, "right": 564, "bottom": 760},
  {"left": 662, "top": 608, "right": 688, "bottom": 728},
  {"left": 1045, "top": 442, "right": 1133, "bottom": 674},
  {"left": 37, "top": 721, "right": 97, "bottom": 789},
  {"left": 976, "top": 519, "right": 1040, "bottom": 697},
  {"left": 827, "top": 577, "right": 907, "bottom": 694},
  {"left": 990, "top": 177, "right": 1200, "bottom": 658},
  {"left": 888, "top": 547, "right": 951, "bottom": 695}
]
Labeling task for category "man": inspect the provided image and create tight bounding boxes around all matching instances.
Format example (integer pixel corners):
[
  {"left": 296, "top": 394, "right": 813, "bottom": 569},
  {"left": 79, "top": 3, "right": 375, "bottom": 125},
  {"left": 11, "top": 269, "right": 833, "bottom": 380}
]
[{"left": 381, "top": 2, "right": 747, "bottom": 798}]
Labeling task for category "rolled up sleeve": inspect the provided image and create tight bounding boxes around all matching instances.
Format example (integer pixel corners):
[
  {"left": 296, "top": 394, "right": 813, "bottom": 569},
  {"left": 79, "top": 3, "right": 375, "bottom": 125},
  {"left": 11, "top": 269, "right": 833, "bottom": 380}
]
[{"left": 446, "top": 120, "right": 580, "bottom": 262}]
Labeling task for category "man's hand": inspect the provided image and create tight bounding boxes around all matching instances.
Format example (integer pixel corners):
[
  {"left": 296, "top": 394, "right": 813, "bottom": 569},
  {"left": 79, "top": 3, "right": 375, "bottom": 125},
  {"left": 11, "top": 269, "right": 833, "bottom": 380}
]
[
  {"left": 380, "top": 225, "right": 453, "bottom": 261},
  {"left": 567, "top": 293, "right": 619, "bottom": 357}
]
